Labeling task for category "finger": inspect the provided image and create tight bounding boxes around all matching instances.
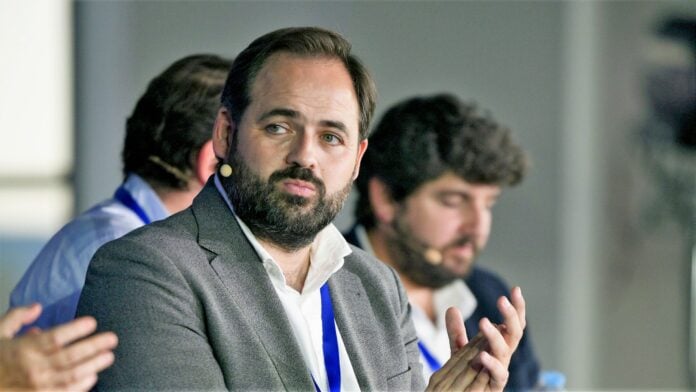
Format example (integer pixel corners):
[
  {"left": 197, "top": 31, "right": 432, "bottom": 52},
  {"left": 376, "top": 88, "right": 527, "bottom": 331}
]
[
  {"left": 51, "top": 351, "right": 115, "bottom": 389},
  {"left": 448, "top": 366, "right": 481, "bottom": 391},
  {"left": 65, "top": 374, "right": 98, "bottom": 392},
  {"left": 497, "top": 295, "right": 522, "bottom": 348},
  {"left": 510, "top": 286, "right": 526, "bottom": 330},
  {"left": 468, "top": 331, "right": 490, "bottom": 352},
  {"left": 445, "top": 307, "right": 468, "bottom": 355},
  {"left": 50, "top": 331, "right": 118, "bottom": 368},
  {"left": 478, "top": 351, "right": 509, "bottom": 392},
  {"left": 26, "top": 326, "right": 43, "bottom": 335},
  {"left": 479, "top": 318, "right": 511, "bottom": 366},
  {"left": 0, "top": 303, "right": 42, "bottom": 338},
  {"left": 464, "top": 368, "right": 490, "bottom": 392},
  {"left": 35, "top": 317, "right": 98, "bottom": 353},
  {"left": 430, "top": 334, "right": 485, "bottom": 391}
]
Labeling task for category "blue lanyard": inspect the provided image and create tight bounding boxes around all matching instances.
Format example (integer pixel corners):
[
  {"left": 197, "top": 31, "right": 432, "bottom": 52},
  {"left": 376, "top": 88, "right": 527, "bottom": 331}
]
[
  {"left": 312, "top": 283, "right": 341, "bottom": 392},
  {"left": 417, "top": 341, "right": 442, "bottom": 373},
  {"left": 114, "top": 185, "right": 151, "bottom": 225}
]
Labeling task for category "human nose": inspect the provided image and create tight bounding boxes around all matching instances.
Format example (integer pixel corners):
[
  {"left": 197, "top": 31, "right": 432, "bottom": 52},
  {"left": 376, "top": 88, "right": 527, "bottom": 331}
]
[
  {"left": 285, "top": 131, "right": 318, "bottom": 170},
  {"left": 459, "top": 204, "right": 488, "bottom": 236}
]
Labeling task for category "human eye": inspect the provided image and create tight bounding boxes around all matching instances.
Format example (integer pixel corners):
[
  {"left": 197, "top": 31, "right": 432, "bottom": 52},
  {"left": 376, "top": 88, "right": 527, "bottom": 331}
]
[
  {"left": 321, "top": 132, "right": 343, "bottom": 146},
  {"left": 437, "top": 193, "right": 465, "bottom": 208},
  {"left": 264, "top": 123, "right": 288, "bottom": 135}
]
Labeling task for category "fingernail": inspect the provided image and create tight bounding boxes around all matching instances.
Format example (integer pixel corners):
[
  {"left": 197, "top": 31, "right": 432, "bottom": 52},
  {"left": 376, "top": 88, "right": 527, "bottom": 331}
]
[
  {"left": 481, "top": 317, "right": 492, "bottom": 329},
  {"left": 502, "top": 296, "right": 512, "bottom": 308}
]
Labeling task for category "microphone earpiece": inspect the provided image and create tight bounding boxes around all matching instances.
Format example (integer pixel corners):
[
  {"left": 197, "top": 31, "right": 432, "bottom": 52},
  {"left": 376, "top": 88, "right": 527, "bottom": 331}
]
[
  {"left": 219, "top": 163, "right": 233, "bottom": 177},
  {"left": 423, "top": 248, "right": 443, "bottom": 265}
]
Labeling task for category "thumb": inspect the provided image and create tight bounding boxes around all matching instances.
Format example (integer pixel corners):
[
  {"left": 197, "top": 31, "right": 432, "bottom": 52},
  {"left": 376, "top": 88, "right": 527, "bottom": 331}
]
[{"left": 0, "top": 303, "right": 42, "bottom": 338}]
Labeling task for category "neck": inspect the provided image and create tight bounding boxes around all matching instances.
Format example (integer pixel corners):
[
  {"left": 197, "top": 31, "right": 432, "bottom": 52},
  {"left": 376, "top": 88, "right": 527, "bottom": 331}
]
[
  {"left": 259, "top": 240, "right": 312, "bottom": 293},
  {"left": 366, "top": 227, "right": 437, "bottom": 322},
  {"left": 153, "top": 180, "right": 202, "bottom": 215}
]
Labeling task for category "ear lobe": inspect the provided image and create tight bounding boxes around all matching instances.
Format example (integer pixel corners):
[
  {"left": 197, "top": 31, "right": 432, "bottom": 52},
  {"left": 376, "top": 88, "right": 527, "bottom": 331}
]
[
  {"left": 195, "top": 140, "right": 216, "bottom": 185},
  {"left": 367, "top": 177, "right": 396, "bottom": 224},
  {"left": 212, "top": 107, "right": 234, "bottom": 160}
]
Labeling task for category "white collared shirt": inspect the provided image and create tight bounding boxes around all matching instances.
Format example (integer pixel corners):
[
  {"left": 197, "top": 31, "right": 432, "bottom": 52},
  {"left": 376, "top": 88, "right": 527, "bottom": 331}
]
[
  {"left": 355, "top": 224, "right": 478, "bottom": 381},
  {"left": 215, "top": 175, "right": 360, "bottom": 391}
]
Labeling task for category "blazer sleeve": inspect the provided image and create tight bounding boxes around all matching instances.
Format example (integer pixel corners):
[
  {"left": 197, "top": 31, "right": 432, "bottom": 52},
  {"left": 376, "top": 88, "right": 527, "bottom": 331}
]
[{"left": 76, "top": 235, "right": 227, "bottom": 390}]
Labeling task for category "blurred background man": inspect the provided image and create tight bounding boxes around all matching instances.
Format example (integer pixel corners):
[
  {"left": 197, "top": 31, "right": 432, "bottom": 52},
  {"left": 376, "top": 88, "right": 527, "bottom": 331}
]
[
  {"left": 346, "top": 93, "right": 540, "bottom": 389},
  {"left": 9, "top": 54, "right": 232, "bottom": 329}
]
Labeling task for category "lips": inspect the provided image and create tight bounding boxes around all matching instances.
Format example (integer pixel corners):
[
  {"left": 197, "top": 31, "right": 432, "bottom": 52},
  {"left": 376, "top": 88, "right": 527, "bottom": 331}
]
[
  {"left": 268, "top": 166, "right": 325, "bottom": 198},
  {"left": 451, "top": 243, "right": 475, "bottom": 257},
  {"left": 281, "top": 179, "right": 317, "bottom": 197}
]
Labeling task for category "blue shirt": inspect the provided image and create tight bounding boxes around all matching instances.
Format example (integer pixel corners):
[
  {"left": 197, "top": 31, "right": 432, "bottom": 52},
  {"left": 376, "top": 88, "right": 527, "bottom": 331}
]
[{"left": 9, "top": 174, "right": 169, "bottom": 330}]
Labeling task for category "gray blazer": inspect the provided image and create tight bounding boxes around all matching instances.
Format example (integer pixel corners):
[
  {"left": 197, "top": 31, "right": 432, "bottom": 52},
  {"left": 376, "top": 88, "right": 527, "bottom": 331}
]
[{"left": 77, "top": 180, "right": 424, "bottom": 391}]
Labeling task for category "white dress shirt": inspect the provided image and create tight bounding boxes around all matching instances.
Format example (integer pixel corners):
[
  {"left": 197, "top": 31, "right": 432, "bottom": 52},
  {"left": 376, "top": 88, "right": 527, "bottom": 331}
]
[{"left": 215, "top": 175, "right": 360, "bottom": 391}]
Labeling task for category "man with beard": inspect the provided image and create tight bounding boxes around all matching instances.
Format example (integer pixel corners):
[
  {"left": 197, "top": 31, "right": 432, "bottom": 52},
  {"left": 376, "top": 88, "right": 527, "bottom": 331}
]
[
  {"left": 77, "top": 28, "right": 527, "bottom": 391},
  {"left": 346, "top": 93, "right": 541, "bottom": 389}
]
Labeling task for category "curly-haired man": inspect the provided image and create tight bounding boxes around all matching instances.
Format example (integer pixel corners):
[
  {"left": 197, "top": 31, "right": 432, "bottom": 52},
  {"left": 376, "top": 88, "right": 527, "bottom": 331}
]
[{"left": 347, "top": 93, "right": 541, "bottom": 390}]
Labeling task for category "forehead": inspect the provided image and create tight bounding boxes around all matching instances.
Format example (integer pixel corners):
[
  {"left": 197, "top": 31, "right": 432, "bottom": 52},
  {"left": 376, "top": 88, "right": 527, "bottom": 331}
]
[
  {"left": 246, "top": 52, "right": 359, "bottom": 132},
  {"left": 410, "top": 172, "right": 501, "bottom": 197}
]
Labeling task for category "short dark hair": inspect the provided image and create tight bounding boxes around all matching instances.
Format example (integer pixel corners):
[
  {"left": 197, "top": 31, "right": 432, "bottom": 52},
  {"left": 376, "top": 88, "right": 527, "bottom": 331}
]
[
  {"left": 123, "top": 54, "right": 233, "bottom": 189},
  {"left": 355, "top": 93, "right": 529, "bottom": 229},
  {"left": 221, "top": 27, "right": 376, "bottom": 140}
]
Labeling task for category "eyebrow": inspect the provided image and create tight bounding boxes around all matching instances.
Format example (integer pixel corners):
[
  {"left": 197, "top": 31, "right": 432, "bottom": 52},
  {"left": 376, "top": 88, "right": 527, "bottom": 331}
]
[
  {"left": 319, "top": 120, "right": 348, "bottom": 135},
  {"left": 437, "top": 189, "right": 501, "bottom": 200},
  {"left": 257, "top": 108, "right": 299, "bottom": 122},
  {"left": 257, "top": 107, "right": 349, "bottom": 135}
]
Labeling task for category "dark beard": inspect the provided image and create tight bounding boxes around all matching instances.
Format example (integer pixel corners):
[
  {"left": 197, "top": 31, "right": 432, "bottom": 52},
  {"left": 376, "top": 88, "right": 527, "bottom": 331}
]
[
  {"left": 384, "top": 212, "right": 463, "bottom": 289},
  {"left": 222, "top": 154, "right": 351, "bottom": 252}
]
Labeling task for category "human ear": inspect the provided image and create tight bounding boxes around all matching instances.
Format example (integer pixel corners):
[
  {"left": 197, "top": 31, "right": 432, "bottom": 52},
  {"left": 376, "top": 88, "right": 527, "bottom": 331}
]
[
  {"left": 367, "top": 177, "right": 397, "bottom": 224},
  {"left": 212, "top": 107, "right": 235, "bottom": 160},
  {"left": 195, "top": 140, "right": 216, "bottom": 185},
  {"left": 351, "top": 139, "right": 369, "bottom": 180}
]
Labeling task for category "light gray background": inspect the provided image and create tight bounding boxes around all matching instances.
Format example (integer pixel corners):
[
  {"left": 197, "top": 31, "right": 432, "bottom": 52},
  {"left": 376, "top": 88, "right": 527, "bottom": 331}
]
[{"left": 7, "top": 0, "right": 696, "bottom": 389}]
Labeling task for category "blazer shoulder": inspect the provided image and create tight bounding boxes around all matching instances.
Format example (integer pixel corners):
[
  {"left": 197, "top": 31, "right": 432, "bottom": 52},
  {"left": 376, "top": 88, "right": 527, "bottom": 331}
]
[
  {"left": 341, "top": 244, "right": 408, "bottom": 312},
  {"left": 344, "top": 244, "right": 397, "bottom": 278},
  {"left": 95, "top": 207, "right": 199, "bottom": 260}
]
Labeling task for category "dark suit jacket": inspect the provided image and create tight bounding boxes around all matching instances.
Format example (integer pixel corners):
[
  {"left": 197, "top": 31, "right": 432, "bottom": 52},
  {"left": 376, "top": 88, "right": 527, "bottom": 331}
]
[
  {"left": 344, "top": 226, "right": 540, "bottom": 390},
  {"left": 76, "top": 180, "right": 424, "bottom": 391}
]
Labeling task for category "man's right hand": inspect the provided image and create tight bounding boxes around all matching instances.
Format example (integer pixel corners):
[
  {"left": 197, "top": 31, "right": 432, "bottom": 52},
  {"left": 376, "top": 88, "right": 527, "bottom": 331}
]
[{"left": 0, "top": 303, "right": 118, "bottom": 391}]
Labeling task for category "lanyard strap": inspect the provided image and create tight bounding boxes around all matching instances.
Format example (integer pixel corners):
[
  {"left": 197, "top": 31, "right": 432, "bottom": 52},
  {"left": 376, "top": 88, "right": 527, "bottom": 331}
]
[
  {"left": 417, "top": 341, "right": 443, "bottom": 373},
  {"left": 313, "top": 283, "right": 341, "bottom": 392},
  {"left": 114, "top": 185, "right": 151, "bottom": 225}
]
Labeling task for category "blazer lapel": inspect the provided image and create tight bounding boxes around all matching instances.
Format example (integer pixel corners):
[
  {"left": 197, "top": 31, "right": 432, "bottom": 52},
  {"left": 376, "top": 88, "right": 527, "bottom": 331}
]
[
  {"left": 192, "top": 180, "right": 314, "bottom": 390},
  {"left": 329, "top": 265, "right": 387, "bottom": 391}
]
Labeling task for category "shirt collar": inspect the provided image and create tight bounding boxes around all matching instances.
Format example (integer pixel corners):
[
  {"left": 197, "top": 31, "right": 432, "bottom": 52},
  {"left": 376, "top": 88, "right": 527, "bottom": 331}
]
[
  {"left": 214, "top": 174, "right": 352, "bottom": 294},
  {"left": 122, "top": 173, "right": 170, "bottom": 222}
]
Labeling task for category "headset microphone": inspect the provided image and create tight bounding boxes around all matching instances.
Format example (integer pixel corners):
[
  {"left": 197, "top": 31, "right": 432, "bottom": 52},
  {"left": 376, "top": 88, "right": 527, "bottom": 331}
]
[{"left": 423, "top": 247, "right": 443, "bottom": 265}]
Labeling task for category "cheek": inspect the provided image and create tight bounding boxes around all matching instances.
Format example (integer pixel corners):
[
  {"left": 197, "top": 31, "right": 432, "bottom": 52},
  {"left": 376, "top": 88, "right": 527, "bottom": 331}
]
[
  {"left": 319, "top": 154, "right": 357, "bottom": 187},
  {"left": 404, "top": 208, "right": 461, "bottom": 246},
  {"left": 238, "top": 140, "right": 282, "bottom": 177},
  {"left": 479, "top": 215, "right": 493, "bottom": 239}
]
